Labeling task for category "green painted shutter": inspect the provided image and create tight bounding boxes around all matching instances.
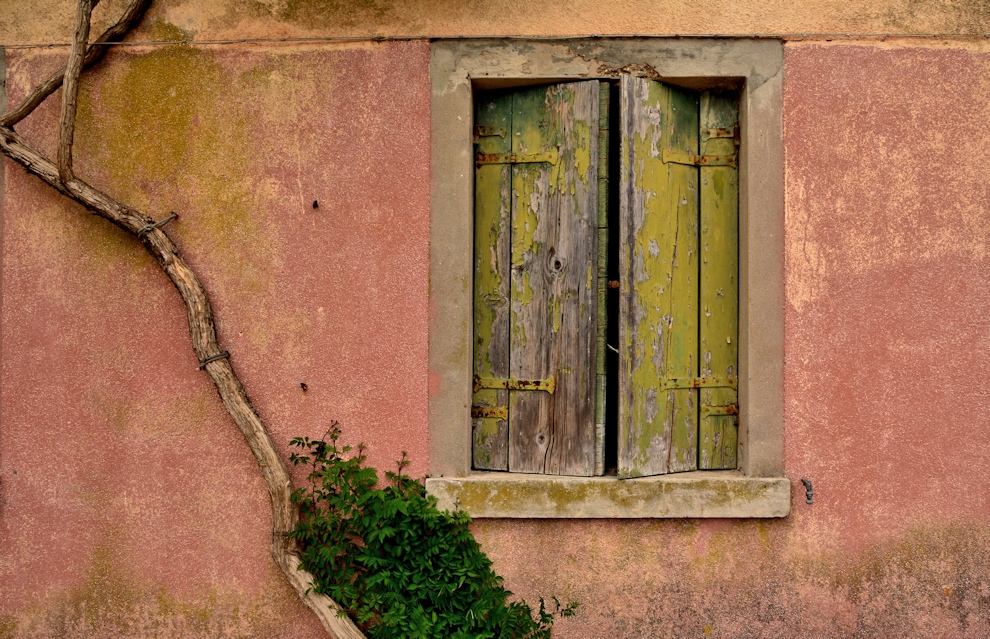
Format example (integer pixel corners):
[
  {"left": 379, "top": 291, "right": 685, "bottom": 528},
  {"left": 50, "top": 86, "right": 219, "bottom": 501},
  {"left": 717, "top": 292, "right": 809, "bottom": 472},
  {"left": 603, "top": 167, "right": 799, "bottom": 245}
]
[
  {"left": 472, "top": 92, "right": 512, "bottom": 471},
  {"left": 473, "top": 81, "right": 604, "bottom": 476},
  {"left": 698, "top": 91, "right": 739, "bottom": 470},
  {"left": 618, "top": 75, "right": 739, "bottom": 478}
]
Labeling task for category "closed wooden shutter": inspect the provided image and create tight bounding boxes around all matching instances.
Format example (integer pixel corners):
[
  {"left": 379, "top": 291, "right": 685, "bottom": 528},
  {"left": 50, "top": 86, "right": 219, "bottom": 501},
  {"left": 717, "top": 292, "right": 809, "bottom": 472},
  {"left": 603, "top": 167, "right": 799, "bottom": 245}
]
[
  {"left": 472, "top": 81, "right": 604, "bottom": 476},
  {"left": 698, "top": 91, "right": 739, "bottom": 470},
  {"left": 472, "top": 91, "right": 512, "bottom": 471},
  {"left": 618, "top": 75, "right": 739, "bottom": 478}
]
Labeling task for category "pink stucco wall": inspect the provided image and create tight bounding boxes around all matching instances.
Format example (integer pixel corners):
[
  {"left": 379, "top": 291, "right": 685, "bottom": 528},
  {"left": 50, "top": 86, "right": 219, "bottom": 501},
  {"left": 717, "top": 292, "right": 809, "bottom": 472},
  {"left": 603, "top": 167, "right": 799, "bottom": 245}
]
[
  {"left": 1, "top": 41, "right": 430, "bottom": 636},
  {"left": 2, "top": 33, "right": 990, "bottom": 639},
  {"left": 783, "top": 42, "right": 990, "bottom": 547}
]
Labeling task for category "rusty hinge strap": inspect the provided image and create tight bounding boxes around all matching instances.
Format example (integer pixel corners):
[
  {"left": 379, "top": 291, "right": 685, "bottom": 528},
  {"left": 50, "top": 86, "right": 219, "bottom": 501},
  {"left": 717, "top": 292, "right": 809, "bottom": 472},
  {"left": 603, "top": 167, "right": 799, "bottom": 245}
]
[
  {"left": 471, "top": 405, "right": 508, "bottom": 420},
  {"left": 473, "top": 375, "right": 556, "bottom": 394},
  {"left": 662, "top": 149, "right": 737, "bottom": 168},
  {"left": 701, "top": 125, "right": 740, "bottom": 142},
  {"left": 476, "top": 150, "right": 559, "bottom": 167},
  {"left": 474, "top": 125, "right": 507, "bottom": 139},
  {"left": 701, "top": 403, "right": 739, "bottom": 418},
  {"left": 659, "top": 376, "right": 737, "bottom": 391}
]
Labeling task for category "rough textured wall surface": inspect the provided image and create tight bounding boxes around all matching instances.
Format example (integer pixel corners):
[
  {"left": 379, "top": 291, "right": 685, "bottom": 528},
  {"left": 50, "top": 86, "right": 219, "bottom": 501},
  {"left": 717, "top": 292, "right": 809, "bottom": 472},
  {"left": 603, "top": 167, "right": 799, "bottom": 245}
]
[
  {"left": 1, "top": 0, "right": 990, "bottom": 45},
  {"left": 2, "top": 5, "right": 990, "bottom": 639},
  {"left": 783, "top": 41, "right": 990, "bottom": 549},
  {"left": 0, "top": 41, "right": 430, "bottom": 637}
]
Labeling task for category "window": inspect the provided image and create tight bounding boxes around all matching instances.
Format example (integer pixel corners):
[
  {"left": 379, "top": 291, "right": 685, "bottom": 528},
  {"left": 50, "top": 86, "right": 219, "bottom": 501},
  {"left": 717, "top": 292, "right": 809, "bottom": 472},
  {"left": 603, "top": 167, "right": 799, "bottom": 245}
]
[
  {"left": 427, "top": 39, "right": 789, "bottom": 518},
  {"left": 471, "top": 78, "right": 741, "bottom": 479}
]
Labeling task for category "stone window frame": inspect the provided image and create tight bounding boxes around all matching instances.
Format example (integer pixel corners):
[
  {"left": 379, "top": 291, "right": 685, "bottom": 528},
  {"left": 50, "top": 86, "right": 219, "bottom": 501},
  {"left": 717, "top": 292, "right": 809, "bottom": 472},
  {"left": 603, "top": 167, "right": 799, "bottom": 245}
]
[{"left": 425, "top": 38, "right": 789, "bottom": 518}]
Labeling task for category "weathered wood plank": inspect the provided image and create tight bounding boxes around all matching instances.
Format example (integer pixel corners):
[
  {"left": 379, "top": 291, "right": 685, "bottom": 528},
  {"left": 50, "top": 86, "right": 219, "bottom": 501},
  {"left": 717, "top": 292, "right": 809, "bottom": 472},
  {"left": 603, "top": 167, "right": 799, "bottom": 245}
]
[
  {"left": 665, "top": 85, "right": 701, "bottom": 473},
  {"left": 508, "top": 82, "right": 599, "bottom": 476},
  {"left": 699, "top": 90, "right": 739, "bottom": 470},
  {"left": 472, "top": 92, "right": 512, "bottom": 470},
  {"left": 618, "top": 76, "right": 700, "bottom": 478}
]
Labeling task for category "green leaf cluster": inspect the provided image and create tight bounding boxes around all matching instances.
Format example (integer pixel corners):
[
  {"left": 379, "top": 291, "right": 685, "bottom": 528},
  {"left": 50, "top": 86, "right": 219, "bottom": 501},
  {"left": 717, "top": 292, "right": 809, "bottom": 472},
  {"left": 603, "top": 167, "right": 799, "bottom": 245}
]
[{"left": 289, "top": 424, "right": 577, "bottom": 639}]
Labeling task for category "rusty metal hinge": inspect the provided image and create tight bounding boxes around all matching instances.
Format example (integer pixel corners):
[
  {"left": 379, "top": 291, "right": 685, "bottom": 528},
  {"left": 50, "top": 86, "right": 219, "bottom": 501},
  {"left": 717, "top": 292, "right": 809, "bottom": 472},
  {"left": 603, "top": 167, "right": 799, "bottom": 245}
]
[
  {"left": 473, "top": 374, "right": 556, "bottom": 394},
  {"left": 701, "top": 403, "right": 739, "bottom": 418},
  {"left": 701, "top": 125, "right": 740, "bottom": 142},
  {"left": 662, "top": 149, "right": 737, "bottom": 168},
  {"left": 471, "top": 405, "right": 508, "bottom": 420},
  {"left": 474, "top": 125, "right": 507, "bottom": 139},
  {"left": 475, "top": 150, "right": 559, "bottom": 167},
  {"left": 659, "top": 376, "right": 737, "bottom": 392}
]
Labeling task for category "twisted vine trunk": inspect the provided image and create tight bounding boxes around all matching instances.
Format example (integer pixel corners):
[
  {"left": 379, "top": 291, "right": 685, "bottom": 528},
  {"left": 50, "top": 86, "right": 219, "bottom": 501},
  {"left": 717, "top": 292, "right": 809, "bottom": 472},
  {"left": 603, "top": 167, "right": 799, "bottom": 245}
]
[{"left": 0, "top": 2, "right": 364, "bottom": 637}]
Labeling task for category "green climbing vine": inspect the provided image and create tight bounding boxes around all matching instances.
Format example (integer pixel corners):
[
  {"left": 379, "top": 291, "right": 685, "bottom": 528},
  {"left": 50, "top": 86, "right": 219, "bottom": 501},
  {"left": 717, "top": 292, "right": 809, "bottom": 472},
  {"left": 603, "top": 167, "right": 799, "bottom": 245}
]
[{"left": 289, "top": 425, "right": 578, "bottom": 639}]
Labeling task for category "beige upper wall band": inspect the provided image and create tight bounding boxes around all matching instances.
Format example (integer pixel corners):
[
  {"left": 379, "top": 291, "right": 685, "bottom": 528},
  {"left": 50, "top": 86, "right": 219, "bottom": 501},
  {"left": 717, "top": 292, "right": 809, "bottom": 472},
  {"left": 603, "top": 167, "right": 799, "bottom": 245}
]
[{"left": 4, "top": 0, "right": 989, "bottom": 46}]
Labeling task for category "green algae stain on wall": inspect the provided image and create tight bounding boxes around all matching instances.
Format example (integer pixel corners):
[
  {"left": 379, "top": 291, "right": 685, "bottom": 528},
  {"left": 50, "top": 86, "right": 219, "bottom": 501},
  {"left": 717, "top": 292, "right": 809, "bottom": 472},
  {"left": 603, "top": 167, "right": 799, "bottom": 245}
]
[
  {"left": 3, "top": 543, "right": 296, "bottom": 639},
  {"left": 145, "top": 19, "right": 194, "bottom": 43},
  {"left": 71, "top": 45, "right": 348, "bottom": 362},
  {"left": 614, "top": 519, "right": 990, "bottom": 638},
  {"left": 0, "top": 617, "right": 15, "bottom": 639},
  {"left": 77, "top": 45, "right": 225, "bottom": 199},
  {"left": 74, "top": 45, "right": 281, "bottom": 311}
]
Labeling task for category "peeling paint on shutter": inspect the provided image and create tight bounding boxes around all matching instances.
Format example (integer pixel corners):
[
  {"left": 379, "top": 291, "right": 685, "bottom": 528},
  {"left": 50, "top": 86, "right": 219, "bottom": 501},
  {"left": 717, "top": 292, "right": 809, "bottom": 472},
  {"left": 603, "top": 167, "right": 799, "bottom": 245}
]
[
  {"left": 473, "top": 82, "right": 602, "bottom": 476},
  {"left": 618, "top": 75, "right": 702, "bottom": 478},
  {"left": 618, "top": 76, "right": 740, "bottom": 478},
  {"left": 699, "top": 90, "right": 739, "bottom": 470},
  {"left": 472, "top": 92, "right": 512, "bottom": 471}
]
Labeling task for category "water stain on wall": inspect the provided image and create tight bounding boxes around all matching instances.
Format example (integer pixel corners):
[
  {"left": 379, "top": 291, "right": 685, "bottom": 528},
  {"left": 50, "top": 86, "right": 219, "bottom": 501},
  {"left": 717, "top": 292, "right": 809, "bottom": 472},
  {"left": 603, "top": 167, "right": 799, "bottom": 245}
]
[
  {"left": 473, "top": 518, "right": 990, "bottom": 638},
  {"left": 0, "top": 544, "right": 313, "bottom": 639}
]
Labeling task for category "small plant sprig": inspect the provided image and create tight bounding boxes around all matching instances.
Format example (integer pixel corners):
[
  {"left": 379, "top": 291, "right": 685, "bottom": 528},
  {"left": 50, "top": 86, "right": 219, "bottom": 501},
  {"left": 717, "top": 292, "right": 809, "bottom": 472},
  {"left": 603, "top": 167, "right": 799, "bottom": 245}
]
[{"left": 289, "top": 423, "right": 577, "bottom": 639}]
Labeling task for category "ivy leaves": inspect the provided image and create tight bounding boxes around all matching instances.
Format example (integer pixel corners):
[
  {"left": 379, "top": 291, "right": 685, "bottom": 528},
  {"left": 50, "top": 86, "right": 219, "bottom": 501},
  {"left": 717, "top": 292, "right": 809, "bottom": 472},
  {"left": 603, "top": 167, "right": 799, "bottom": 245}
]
[{"left": 289, "top": 424, "right": 577, "bottom": 639}]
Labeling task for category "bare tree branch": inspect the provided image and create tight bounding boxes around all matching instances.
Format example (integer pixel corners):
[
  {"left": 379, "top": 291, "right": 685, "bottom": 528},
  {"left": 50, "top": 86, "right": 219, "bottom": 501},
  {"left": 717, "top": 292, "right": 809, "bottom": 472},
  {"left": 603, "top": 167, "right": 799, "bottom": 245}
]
[
  {"left": 57, "top": 0, "right": 93, "bottom": 181},
  {"left": 0, "top": 122, "right": 367, "bottom": 639},
  {"left": 0, "top": 1, "right": 367, "bottom": 635},
  {"left": 0, "top": 0, "right": 151, "bottom": 128}
]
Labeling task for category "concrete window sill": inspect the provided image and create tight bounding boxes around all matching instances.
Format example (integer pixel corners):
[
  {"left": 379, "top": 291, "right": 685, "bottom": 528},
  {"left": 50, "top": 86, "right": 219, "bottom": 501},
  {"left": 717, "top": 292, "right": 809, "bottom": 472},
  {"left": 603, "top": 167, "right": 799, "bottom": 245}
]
[{"left": 425, "top": 471, "right": 791, "bottom": 519}]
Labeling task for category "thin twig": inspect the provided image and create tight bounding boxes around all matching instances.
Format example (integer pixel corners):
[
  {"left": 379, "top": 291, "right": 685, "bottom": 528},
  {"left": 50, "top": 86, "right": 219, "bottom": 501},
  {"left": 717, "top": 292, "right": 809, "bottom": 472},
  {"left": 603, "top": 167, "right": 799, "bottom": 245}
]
[
  {"left": 0, "top": 0, "right": 151, "bottom": 128},
  {"left": 57, "top": 0, "right": 92, "bottom": 182}
]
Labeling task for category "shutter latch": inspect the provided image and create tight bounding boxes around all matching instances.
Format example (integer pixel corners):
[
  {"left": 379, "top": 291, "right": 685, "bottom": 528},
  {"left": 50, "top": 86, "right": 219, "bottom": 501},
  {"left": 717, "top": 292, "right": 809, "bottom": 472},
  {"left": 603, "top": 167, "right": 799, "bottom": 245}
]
[
  {"left": 475, "top": 150, "right": 559, "bottom": 167},
  {"left": 659, "top": 376, "right": 736, "bottom": 391},
  {"left": 701, "top": 403, "right": 739, "bottom": 418},
  {"left": 472, "top": 375, "right": 555, "bottom": 420},
  {"left": 662, "top": 377, "right": 738, "bottom": 422},
  {"left": 662, "top": 149, "right": 737, "bottom": 167},
  {"left": 700, "top": 125, "right": 740, "bottom": 142},
  {"left": 474, "top": 125, "right": 507, "bottom": 139},
  {"left": 473, "top": 375, "right": 556, "bottom": 394},
  {"left": 471, "top": 405, "right": 508, "bottom": 420}
]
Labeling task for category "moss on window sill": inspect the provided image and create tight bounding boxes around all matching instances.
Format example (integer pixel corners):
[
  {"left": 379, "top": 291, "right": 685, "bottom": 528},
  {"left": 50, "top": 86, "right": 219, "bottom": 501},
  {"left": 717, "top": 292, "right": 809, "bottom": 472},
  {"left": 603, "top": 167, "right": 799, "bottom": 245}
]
[{"left": 426, "top": 471, "right": 791, "bottom": 519}]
